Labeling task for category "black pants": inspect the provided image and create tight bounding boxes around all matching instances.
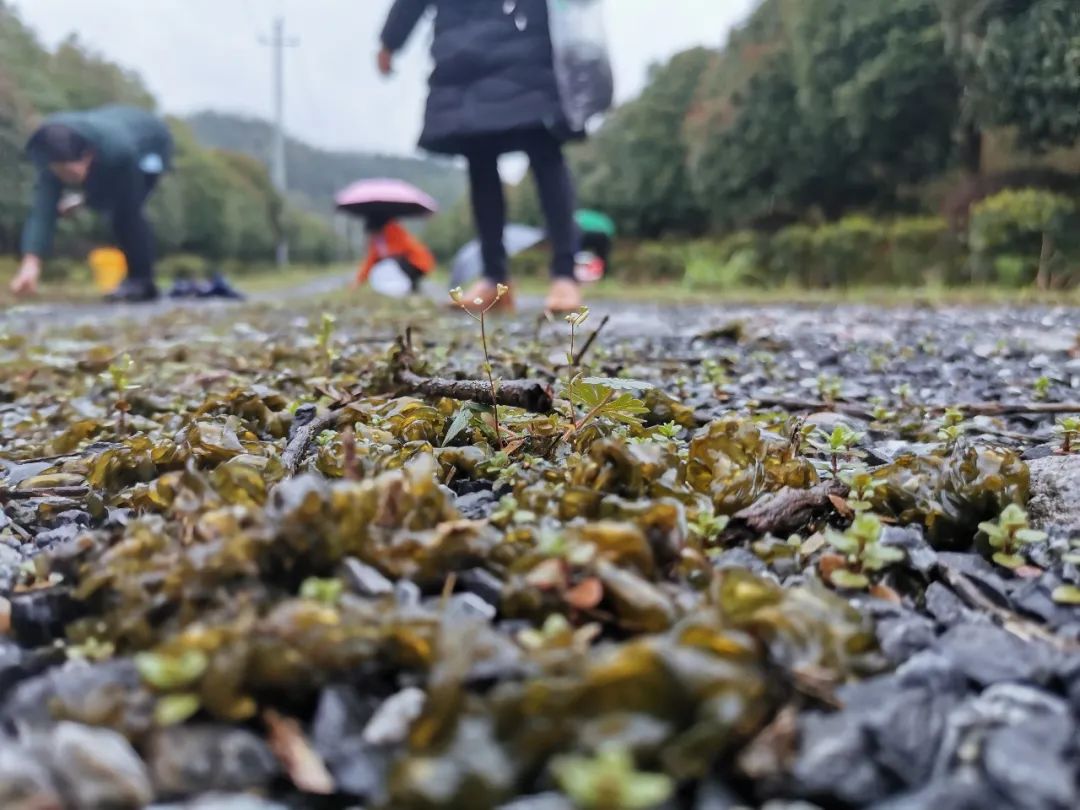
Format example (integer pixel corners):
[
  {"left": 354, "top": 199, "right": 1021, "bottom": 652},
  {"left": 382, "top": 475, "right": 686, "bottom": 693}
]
[
  {"left": 112, "top": 172, "right": 159, "bottom": 284},
  {"left": 464, "top": 129, "right": 578, "bottom": 284}
]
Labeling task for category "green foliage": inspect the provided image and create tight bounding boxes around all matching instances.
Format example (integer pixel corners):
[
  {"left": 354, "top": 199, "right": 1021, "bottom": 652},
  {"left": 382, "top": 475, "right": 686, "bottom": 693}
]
[
  {"left": 1055, "top": 416, "right": 1080, "bottom": 453},
  {"left": 572, "top": 48, "right": 713, "bottom": 237},
  {"left": 977, "top": 503, "right": 1047, "bottom": 569},
  {"left": 811, "top": 425, "right": 865, "bottom": 476},
  {"left": 971, "top": 1, "right": 1080, "bottom": 150},
  {"left": 566, "top": 377, "right": 649, "bottom": 430},
  {"left": 825, "top": 513, "right": 905, "bottom": 590},
  {"left": 552, "top": 747, "right": 674, "bottom": 810},
  {"left": 969, "top": 188, "right": 1080, "bottom": 286}
]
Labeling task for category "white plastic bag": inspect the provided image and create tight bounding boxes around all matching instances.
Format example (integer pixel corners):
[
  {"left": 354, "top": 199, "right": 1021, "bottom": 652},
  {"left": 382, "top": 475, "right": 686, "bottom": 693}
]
[{"left": 547, "top": 0, "right": 614, "bottom": 131}]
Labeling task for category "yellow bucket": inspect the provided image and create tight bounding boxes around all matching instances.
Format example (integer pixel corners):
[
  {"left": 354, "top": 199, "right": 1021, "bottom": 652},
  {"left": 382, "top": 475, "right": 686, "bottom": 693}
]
[{"left": 89, "top": 248, "right": 127, "bottom": 292}]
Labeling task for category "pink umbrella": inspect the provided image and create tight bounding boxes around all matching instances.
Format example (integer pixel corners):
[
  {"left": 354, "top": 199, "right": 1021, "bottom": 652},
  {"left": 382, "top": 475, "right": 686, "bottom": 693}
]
[{"left": 335, "top": 178, "right": 439, "bottom": 220}]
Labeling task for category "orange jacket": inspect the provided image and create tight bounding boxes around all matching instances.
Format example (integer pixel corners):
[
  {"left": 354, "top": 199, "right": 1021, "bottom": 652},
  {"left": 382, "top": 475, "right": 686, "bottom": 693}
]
[{"left": 357, "top": 221, "right": 435, "bottom": 283}]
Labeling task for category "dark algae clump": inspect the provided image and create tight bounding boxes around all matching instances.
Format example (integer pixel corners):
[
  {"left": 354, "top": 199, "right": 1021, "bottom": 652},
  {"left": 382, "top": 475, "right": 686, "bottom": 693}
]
[{"left": 2, "top": 299, "right": 1080, "bottom": 808}]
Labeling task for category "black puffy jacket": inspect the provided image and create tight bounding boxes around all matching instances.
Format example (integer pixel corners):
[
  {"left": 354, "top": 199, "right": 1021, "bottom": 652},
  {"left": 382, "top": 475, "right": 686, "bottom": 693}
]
[{"left": 381, "top": 0, "right": 571, "bottom": 155}]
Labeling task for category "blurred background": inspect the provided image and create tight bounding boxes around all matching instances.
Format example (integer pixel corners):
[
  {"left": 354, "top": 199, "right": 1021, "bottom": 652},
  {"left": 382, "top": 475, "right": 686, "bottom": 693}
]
[{"left": 3, "top": 0, "right": 1080, "bottom": 292}]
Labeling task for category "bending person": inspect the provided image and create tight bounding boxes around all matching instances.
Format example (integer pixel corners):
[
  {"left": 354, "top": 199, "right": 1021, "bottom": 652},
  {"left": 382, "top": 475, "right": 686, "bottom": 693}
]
[
  {"left": 355, "top": 215, "right": 435, "bottom": 293},
  {"left": 11, "top": 105, "right": 173, "bottom": 303}
]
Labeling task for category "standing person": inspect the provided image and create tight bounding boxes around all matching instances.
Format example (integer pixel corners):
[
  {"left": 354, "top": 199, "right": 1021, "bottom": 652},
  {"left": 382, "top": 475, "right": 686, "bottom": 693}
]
[
  {"left": 9, "top": 105, "right": 173, "bottom": 303},
  {"left": 379, "top": 0, "right": 602, "bottom": 313},
  {"left": 354, "top": 214, "right": 435, "bottom": 294}
]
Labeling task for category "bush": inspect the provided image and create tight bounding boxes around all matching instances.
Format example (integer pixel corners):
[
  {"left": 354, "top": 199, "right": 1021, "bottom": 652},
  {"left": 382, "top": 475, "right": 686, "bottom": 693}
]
[
  {"left": 809, "top": 217, "right": 887, "bottom": 287},
  {"left": 969, "top": 189, "right": 1080, "bottom": 287},
  {"left": 768, "top": 225, "right": 815, "bottom": 286},
  {"left": 887, "top": 217, "right": 963, "bottom": 286},
  {"left": 684, "top": 234, "right": 767, "bottom": 289}
]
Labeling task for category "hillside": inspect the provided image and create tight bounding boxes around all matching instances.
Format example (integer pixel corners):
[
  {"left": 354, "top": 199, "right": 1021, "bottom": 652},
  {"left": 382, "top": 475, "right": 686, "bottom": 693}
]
[{"left": 186, "top": 111, "right": 467, "bottom": 217}]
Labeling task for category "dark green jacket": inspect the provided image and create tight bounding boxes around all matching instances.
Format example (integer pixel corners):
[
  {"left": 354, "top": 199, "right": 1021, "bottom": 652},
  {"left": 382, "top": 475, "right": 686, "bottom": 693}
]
[{"left": 21, "top": 105, "right": 173, "bottom": 258}]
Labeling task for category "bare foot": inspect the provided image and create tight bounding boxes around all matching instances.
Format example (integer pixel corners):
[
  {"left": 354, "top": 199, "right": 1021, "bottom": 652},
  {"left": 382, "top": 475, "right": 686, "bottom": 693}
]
[
  {"left": 10, "top": 265, "right": 41, "bottom": 297},
  {"left": 544, "top": 278, "right": 582, "bottom": 314}
]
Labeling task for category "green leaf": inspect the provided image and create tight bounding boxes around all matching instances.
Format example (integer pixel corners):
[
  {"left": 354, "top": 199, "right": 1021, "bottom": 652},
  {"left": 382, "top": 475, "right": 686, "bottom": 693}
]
[
  {"left": 135, "top": 649, "right": 208, "bottom": 690},
  {"left": 829, "top": 569, "right": 870, "bottom": 590},
  {"left": 992, "top": 552, "right": 1025, "bottom": 570},
  {"left": 155, "top": 693, "right": 201, "bottom": 726},
  {"left": 1015, "top": 528, "right": 1048, "bottom": 544},
  {"left": 825, "top": 530, "right": 859, "bottom": 556},
  {"left": 443, "top": 405, "right": 476, "bottom": 447},
  {"left": 300, "top": 577, "right": 344, "bottom": 606},
  {"left": 567, "top": 379, "right": 648, "bottom": 427},
  {"left": 1051, "top": 585, "right": 1080, "bottom": 605}
]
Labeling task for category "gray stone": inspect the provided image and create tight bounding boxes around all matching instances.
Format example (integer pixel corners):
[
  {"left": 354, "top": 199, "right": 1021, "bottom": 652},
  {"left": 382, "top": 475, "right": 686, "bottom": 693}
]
[
  {"left": 934, "top": 623, "right": 1060, "bottom": 687},
  {"left": 341, "top": 558, "right": 394, "bottom": 598},
  {"left": 41, "top": 721, "right": 154, "bottom": 810},
  {"left": 362, "top": 687, "right": 426, "bottom": 746},
  {"left": 321, "top": 738, "right": 390, "bottom": 801},
  {"left": 311, "top": 685, "right": 377, "bottom": 756},
  {"left": 982, "top": 718, "right": 1077, "bottom": 810},
  {"left": 2, "top": 659, "right": 147, "bottom": 733},
  {"left": 1027, "top": 454, "right": 1080, "bottom": 530},
  {"left": 881, "top": 526, "right": 937, "bottom": 575},
  {"left": 894, "top": 651, "right": 968, "bottom": 696},
  {"left": 457, "top": 567, "right": 503, "bottom": 607},
  {"left": 455, "top": 489, "right": 498, "bottom": 520},
  {"left": 790, "top": 713, "right": 890, "bottom": 805},
  {"left": 149, "top": 795, "right": 290, "bottom": 810},
  {"left": 870, "top": 770, "right": 1004, "bottom": 810},
  {"left": 711, "top": 547, "right": 769, "bottom": 575},
  {"left": 497, "top": 793, "right": 576, "bottom": 810},
  {"left": 147, "top": 724, "right": 278, "bottom": 797},
  {"left": 876, "top": 613, "right": 936, "bottom": 663},
  {"left": 0, "top": 739, "right": 62, "bottom": 809},
  {"left": 863, "top": 688, "right": 954, "bottom": 788},
  {"left": 924, "top": 583, "right": 977, "bottom": 627},
  {"left": 446, "top": 592, "right": 497, "bottom": 622}
]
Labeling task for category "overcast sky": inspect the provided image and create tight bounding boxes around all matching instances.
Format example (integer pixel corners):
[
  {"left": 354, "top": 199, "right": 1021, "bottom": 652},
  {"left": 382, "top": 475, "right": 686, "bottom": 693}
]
[{"left": 12, "top": 0, "right": 757, "bottom": 157}]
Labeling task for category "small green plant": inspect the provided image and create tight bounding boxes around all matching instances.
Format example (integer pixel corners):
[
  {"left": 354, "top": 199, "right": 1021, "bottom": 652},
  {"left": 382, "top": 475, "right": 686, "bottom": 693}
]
[
  {"left": 689, "top": 506, "right": 730, "bottom": 543},
  {"left": 317, "top": 313, "right": 338, "bottom": 374},
  {"left": 978, "top": 504, "right": 1047, "bottom": 570},
  {"left": 565, "top": 306, "right": 590, "bottom": 367},
  {"left": 825, "top": 513, "right": 904, "bottom": 589},
  {"left": 702, "top": 359, "right": 730, "bottom": 390},
  {"left": 937, "top": 407, "right": 966, "bottom": 447},
  {"left": 842, "top": 469, "right": 886, "bottom": 514},
  {"left": 817, "top": 375, "right": 842, "bottom": 403},
  {"left": 1055, "top": 416, "right": 1080, "bottom": 454},
  {"left": 552, "top": 747, "right": 674, "bottom": 810},
  {"left": 1033, "top": 375, "right": 1051, "bottom": 401},
  {"left": 811, "top": 424, "right": 865, "bottom": 476},
  {"left": 563, "top": 377, "right": 648, "bottom": 440},
  {"left": 655, "top": 421, "right": 682, "bottom": 441},
  {"left": 1052, "top": 585, "right": 1080, "bottom": 605},
  {"left": 299, "top": 576, "right": 344, "bottom": 606},
  {"left": 450, "top": 285, "right": 510, "bottom": 449},
  {"left": 101, "top": 353, "right": 138, "bottom": 434}
]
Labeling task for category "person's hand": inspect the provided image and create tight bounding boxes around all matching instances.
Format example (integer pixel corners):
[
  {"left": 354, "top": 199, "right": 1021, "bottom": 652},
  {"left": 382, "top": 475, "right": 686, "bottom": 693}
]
[
  {"left": 377, "top": 47, "right": 394, "bottom": 76},
  {"left": 10, "top": 256, "right": 42, "bottom": 297}
]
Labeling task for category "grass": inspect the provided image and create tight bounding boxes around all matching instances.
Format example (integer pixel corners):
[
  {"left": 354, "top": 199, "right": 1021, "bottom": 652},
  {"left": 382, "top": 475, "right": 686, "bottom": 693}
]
[
  {"left": 0, "top": 261, "right": 351, "bottom": 308},
  {"left": 4, "top": 255, "right": 1080, "bottom": 310}
]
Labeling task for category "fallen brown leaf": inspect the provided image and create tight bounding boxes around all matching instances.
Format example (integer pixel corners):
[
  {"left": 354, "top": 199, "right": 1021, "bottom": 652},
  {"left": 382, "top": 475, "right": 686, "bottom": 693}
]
[{"left": 264, "top": 709, "right": 334, "bottom": 795}]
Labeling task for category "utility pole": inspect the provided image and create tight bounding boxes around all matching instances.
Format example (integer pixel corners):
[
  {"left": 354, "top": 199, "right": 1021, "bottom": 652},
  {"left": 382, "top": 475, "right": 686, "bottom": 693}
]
[{"left": 261, "top": 17, "right": 298, "bottom": 267}]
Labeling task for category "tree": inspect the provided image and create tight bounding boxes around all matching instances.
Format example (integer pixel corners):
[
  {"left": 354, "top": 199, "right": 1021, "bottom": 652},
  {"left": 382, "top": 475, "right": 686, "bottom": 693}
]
[
  {"left": 572, "top": 48, "right": 713, "bottom": 237},
  {"left": 971, "top": 1, "right": 1080, "bottom": 150}
]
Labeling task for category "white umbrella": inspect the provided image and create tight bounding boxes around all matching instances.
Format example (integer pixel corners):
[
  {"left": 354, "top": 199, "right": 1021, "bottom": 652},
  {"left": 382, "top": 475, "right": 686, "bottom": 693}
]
[{"left": 450, "top": 224, "right": 546, "bottom": 287}]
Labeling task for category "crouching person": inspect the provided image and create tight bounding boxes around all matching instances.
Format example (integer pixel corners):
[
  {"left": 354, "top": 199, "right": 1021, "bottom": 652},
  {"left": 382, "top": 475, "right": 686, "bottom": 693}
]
[{"left": 10, "top": 104, "right": 173, "bottom": 303}]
